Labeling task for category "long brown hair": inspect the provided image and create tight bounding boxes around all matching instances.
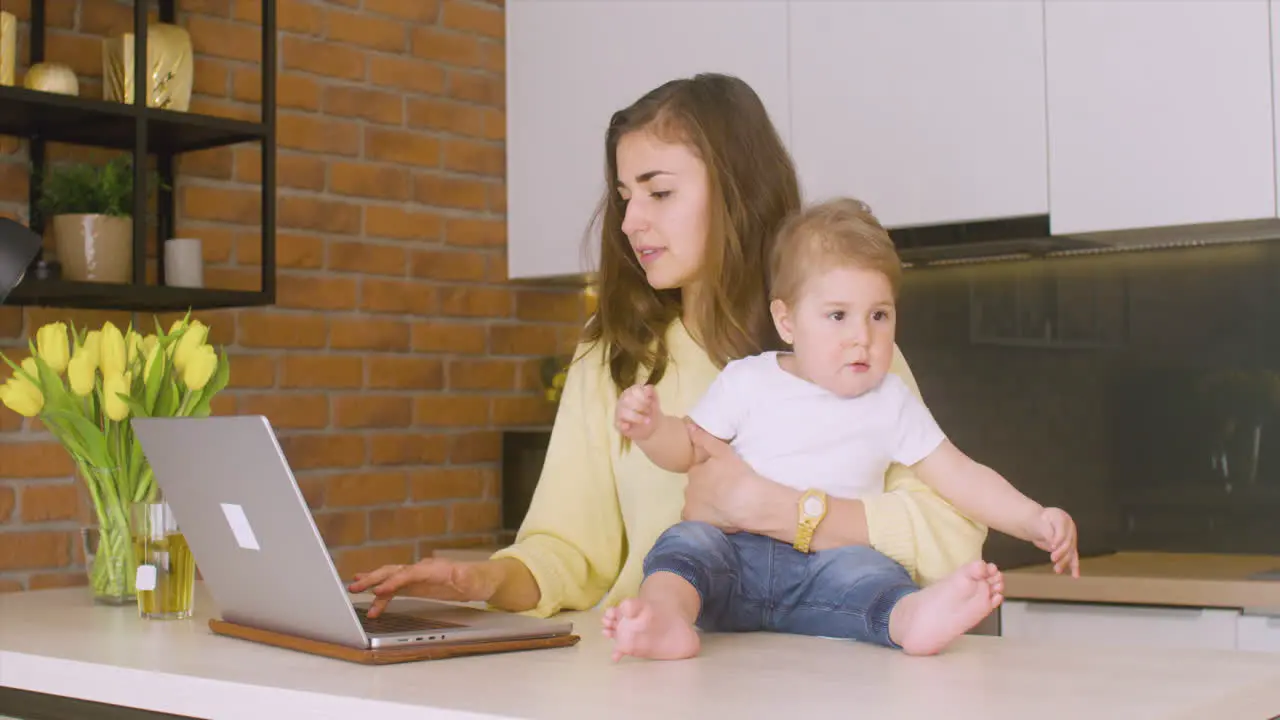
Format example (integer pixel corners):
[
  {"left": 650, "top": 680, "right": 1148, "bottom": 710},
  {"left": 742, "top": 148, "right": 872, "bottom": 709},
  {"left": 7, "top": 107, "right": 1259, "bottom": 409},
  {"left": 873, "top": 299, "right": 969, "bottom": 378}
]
[{"left": 581, "top": 73, "right": 802, "bottom": 393}]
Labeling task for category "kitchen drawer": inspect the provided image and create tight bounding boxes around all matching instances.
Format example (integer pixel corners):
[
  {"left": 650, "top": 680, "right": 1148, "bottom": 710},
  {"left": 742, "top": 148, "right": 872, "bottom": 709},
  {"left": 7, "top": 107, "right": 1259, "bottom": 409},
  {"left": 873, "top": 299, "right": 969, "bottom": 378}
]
[
  {"left": 1001, "top": 600, "right": 1240, "bottom": 651},
  {"left": 1236, "top": 611, "right": 1280, "bottom": 653}
]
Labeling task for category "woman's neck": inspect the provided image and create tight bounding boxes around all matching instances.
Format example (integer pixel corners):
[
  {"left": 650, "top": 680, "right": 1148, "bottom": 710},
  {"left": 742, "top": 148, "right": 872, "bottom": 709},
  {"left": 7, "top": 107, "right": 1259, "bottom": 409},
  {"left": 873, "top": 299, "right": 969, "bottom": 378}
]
[{"left": 680, "top": 282, "right": 706, "bottom": 347}]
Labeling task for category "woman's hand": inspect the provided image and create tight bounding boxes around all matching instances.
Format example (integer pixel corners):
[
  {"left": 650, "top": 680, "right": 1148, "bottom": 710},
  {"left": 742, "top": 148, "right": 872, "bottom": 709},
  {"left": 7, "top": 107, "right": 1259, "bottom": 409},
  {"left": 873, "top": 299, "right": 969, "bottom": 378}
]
[
  {"left": 347, "top": 558, "right": 504, "bottom": 618},
  {"left": 682, "top": 420, "right": 794, "bottom": 536}
]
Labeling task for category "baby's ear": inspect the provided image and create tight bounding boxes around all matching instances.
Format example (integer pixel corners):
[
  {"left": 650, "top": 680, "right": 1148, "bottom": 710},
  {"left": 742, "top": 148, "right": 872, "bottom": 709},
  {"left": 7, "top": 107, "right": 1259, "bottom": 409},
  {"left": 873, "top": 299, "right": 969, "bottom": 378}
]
[{"left": 769, "top": 298, "right": 793, "bottom": 344}]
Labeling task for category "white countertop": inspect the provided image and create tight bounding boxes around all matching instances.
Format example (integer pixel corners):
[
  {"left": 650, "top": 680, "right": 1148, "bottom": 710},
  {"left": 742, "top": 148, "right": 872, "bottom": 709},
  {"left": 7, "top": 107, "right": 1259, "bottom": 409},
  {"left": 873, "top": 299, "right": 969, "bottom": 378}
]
[{"left": 2, "top": 584, "right": 1280, "bottom": 719}]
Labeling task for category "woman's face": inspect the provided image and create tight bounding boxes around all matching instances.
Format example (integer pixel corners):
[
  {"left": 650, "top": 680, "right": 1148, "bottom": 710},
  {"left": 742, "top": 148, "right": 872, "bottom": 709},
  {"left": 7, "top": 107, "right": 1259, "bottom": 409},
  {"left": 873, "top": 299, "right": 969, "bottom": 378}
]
[{"left": 615, "top": 130, "right": 710, "bottom": 293}]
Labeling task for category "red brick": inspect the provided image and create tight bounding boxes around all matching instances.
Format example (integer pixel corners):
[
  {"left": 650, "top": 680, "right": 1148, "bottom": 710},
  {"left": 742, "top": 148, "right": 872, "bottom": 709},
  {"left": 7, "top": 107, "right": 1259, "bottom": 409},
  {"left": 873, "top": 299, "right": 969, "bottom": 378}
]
[
  {"left": 413, "top": 174, "right": 489, "bottom": 211},
  {"left": 449, "top": 360, "right": 518, "bottom": 391},
  {"left": 239, "top": 233, "right": 324, "bottom": 269},
  {"left": 0, "top": 309, "right": 23, "bottom": 338},
  {"left": 327, "top": 10, "right": 407, "bottom": 52},
  {"left": 449, "top": 431, "right": 501, "bottom": 463},
  {"left": 315, "top": 510, "right": 367, "bottom": 547},
  {"left": 369, "top": 433, "right": 450, "bottom": 466},
  {"left": 0, "top": 443, "right": 74, "bottom": 479},
  {"left": 276, "top": 274, "right": 359, "bottom": 311},
  {"left": 492, "top": 396, "right": 556, "bottom": 427},
  {"left": 29, "top": 572, "right": 87, "bottom": 590},
  {"left": 443, "top": 139, "right": 504, "bottom": 176},
  {"left": 324, "top": 87, "right": 404, "bottom": 126},
  {"left": 329, "top": 318, "right": 410, "bottom": 351},
  {"left": 189, "top": 16, "right": 261, "bottom": 63},
  {"left": 450, "top": 501, "right": 501, "bottom": 534},
  {"left": 330, "top": 162, "right": 411, "bottom": 200},
  {"left": 410, "top": 249, "right": 488, "bottom": 282},
  {"left": 183, "top": 186, "right": 261, "bottom": 224},
  {"left": 20, "top": 483, "right": 79, "bottom": 523},
  {"left": 412, "top": 322, "right": 487, "bottom": 354},
  {"left": 367, "top": 356, "right": 445, "bottom": 390},
  {"left": 365, "top": 207, "right": 443, "bottom": 242},
  {"left": 516, "top": 291, "right": 587, "bottom": 323},
  {"left": 360, "top": 279, "right": 437, "bottom": 315},
  {"left": 447, "top": 71, "right": 503, "bottom": 107},
  {"left": 283, "top": 36, "right": 366, "bottom": 80},
  {"left": 235, "top": 0, "right": 324, "bottom": 35},
  {"left": 237, "top": 394, "right": 330, "bottom": 429},
  {"left": 368, "top": 55, "right": 446, "bottom": 96},
  {"left": 281, "top": 356, "right": 364, "bottom": 389},
  {"left": 366, "top": 0, "right": 440, "bottom": 22},
  {"left": 238, "top": 313, "right": 328, "bottom": 349},
  {"left": 365, "top": 128, "right": 441, "bottom": 168},
  {"left": 280, "top": 433, "right": 366, "bottom": 470},
  {"left": 279, "top": 196, "right": 362, "bottom": 235},
  {"left": 44, "top": 31, "right": 103, "bottom": 77},
  {"left": 411, "top": 28, "right": 484, "bottom": 68},
  {"left": 438, "top": 287, "right": 511, "bottom": 318},
  {"left": 413, "top": 395, "right": 489, "bottom": 427},
  {"left": 226, "top": 354, "right": 277, "bottom": 388},
  {"left": 369, "top": 505, "right": 447, "bottom": 541},
  {"left": 489, "top": 324, "right": 560, "bottom": 356},
  {"left": 326, "top": 471, "right": 408, "bottom": 507},
  {"left": 442, "top": 1, "right": 504, "bottom": 39},
  {"left": 334, "top": 395, "right": 413, "bottom": 429},
  {"left": 329, "top": 242, "right": 407, "bottom": 276},
  {"left": 234, "top": 70, "right": 322, "bottom": 111},
  {"left": 445, "top": 217, "right": 505, "bottom": 248},
  {"left": 0, "top": 531, "right": 71, "bottom": 570},
  {"left": 173, "top": 224, "right": 236, "bottom": 263},
  {"left": 236, "top": 148, "right": 327, "bottom": 190},
  {"left": 278, "top": 114, "right": 361, "bottom": 156},
  {"left": 0, "top": 486, "right": 13, "bottom": 522},
  {"left": 411, "top": 467, "right": 490, "bottom": 501}
]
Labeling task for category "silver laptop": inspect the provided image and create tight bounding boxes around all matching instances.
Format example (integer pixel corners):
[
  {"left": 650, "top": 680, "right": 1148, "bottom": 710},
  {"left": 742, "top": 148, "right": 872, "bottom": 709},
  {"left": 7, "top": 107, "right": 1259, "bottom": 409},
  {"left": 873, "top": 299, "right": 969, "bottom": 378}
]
[{"left": 132, "top": 414, "right": 573, "bottom": 649}]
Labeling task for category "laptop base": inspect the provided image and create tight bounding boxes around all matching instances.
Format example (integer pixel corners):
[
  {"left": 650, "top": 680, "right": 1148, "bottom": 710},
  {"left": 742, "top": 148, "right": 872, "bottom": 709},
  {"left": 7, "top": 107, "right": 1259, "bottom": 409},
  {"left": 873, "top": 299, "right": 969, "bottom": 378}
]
[{"left": 208, "top": 618, "right": 581, "bottom": 664}]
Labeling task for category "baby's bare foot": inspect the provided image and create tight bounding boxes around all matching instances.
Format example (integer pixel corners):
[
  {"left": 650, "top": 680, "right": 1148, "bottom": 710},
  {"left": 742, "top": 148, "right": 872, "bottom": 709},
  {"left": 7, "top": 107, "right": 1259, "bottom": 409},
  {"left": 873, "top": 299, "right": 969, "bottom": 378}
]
[
  {"left": 609, "top": 597, "right": 701, "bottom": 662},
  {"left": 889, "top": 560, "right": 1003, "bottom": 656}
]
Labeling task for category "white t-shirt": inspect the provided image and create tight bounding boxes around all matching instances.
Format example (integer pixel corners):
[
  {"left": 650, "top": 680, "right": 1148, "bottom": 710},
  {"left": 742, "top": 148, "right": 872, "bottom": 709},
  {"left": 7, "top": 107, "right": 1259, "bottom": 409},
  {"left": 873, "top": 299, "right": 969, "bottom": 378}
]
[{"left": 687, "top": 351, "right": 946, "bottom": 500}]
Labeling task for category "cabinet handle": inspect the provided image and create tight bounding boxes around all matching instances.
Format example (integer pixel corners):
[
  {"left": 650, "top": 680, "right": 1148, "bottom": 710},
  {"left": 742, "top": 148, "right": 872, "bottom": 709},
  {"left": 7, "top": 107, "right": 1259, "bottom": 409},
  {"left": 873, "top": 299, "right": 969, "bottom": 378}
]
[{"left": 1020, "top": 603, "right": 1215, "bottom": 620}]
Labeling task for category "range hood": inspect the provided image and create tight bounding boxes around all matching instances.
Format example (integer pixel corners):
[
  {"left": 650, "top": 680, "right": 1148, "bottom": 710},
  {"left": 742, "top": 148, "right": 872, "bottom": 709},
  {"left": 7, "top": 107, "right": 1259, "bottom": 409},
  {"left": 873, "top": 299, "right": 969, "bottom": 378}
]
[{"left": 891, "top": 215, "right": 1280, "bottom": 268}]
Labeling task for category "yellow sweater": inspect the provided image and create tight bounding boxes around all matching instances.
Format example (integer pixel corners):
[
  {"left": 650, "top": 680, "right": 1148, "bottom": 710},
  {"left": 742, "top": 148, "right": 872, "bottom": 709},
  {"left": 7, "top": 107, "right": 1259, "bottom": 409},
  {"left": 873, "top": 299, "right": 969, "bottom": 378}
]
[{"left": 490, "top": 320, "right": 987, "bottom": 618}]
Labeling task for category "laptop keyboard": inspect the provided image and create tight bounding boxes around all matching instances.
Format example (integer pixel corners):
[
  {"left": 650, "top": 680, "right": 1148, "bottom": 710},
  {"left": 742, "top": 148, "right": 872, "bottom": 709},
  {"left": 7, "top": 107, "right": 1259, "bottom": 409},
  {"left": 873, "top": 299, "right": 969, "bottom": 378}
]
[{"left": 354, "top": 606, "right": 463, "bottom": 634}]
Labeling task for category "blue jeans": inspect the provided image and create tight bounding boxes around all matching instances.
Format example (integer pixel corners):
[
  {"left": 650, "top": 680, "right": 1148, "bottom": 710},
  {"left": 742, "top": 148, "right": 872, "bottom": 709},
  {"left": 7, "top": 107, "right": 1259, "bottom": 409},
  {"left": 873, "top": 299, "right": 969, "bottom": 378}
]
[{"left": 641, "top": 521, "right": 919, "bottom": 648}]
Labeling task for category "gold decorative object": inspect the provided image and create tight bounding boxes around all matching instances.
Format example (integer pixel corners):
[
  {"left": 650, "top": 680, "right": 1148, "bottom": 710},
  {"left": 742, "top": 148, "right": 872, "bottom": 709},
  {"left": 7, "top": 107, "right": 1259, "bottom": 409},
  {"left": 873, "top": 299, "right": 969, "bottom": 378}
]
[
  {"left": 103, "top": 23, "right": 193, "bottom": 111},
  {"left": 0, "top": 11, "right": 15, "bottom": 87},
  {"left": 24, "top": 62, "right": 79, "bottom": 96}
]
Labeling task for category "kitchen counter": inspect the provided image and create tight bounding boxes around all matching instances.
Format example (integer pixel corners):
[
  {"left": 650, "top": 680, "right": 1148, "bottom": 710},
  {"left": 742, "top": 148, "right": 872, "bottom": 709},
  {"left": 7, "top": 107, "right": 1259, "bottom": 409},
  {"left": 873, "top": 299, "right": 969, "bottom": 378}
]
[
  {"left": 1003, "top": 551, "right": 1280, "bottom": 610},
  {"left": 3, "top": 585, "right": 1280, "bottom": 719}
]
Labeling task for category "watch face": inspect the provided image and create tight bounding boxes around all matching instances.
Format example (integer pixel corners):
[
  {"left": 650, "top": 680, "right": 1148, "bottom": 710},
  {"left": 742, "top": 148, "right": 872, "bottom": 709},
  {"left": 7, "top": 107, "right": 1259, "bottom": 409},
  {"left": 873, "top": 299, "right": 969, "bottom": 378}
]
[{"left": 803, "top": 496, "right": 823, "bottom": 517}]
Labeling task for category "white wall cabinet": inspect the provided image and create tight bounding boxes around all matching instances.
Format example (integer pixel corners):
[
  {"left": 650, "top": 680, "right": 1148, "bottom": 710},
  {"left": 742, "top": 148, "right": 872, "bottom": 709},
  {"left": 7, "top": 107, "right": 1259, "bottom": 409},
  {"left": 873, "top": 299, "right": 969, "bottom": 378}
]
[
  {"left": 1043, "top": 0, "right": 1276, "bottom": 236},
  {"left": 788, "top": 1, "right": 1049, "bottom": 229},
  {"left": 505, "top": 0, "right": 790, "bottom": 280}
]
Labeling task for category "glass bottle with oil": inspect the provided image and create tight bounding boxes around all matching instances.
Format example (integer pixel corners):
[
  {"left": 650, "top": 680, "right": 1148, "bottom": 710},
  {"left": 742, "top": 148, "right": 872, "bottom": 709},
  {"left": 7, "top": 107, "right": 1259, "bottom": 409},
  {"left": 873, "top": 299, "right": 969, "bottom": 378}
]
[{"left": 132, "top": 501, "right": 196, "bottom": 620}]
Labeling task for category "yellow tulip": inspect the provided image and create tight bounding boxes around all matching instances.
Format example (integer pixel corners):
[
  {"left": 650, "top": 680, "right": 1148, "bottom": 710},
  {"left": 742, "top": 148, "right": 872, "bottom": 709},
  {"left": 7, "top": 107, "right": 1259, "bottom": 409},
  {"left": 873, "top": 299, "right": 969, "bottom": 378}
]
[
  {"left": 103, "top": 371, "right": 131, "bottom": 422},
  {"left": 142, "top": 340, "right": 163, "bottom": 381},
  {"left": 125, "top": 330, "right": 144, "bottom": 366},
  {"left": 67, "top": 350, "right": 96, "bottom": 397},
  {"left": 183, "top": 345, "right": 218, "bottom": 391},
  {"left": 172, "top": 320, "right": 209, "bottom": 373},
  {"left": 141, "top": 334, "right": 158, "bottom": 361},
  {"left": 35, "top": 322, "right": 70, "bottom": 375},
  {"left": 80, "top": 330, "right": 102, "bottom": 372},
  {"left": 0, "top": 369, "right": 43, "bottom": 417},
  {"left": 100, "top": 322, "right": 127, "bottom": 379}
]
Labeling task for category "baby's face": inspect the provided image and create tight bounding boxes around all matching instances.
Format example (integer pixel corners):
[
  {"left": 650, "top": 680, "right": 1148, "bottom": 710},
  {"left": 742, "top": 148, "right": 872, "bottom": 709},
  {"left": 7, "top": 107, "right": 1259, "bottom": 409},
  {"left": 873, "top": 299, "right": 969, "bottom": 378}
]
[{"left": 772, "top": 265, "right": 897, "bottom": 398}]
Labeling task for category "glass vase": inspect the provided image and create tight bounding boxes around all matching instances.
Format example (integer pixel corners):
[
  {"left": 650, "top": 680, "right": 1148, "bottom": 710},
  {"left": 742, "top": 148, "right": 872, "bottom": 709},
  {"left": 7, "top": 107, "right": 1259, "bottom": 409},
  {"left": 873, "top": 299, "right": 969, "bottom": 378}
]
[{"left": 81, "top": 508, "right": 140, "bottom": 606}]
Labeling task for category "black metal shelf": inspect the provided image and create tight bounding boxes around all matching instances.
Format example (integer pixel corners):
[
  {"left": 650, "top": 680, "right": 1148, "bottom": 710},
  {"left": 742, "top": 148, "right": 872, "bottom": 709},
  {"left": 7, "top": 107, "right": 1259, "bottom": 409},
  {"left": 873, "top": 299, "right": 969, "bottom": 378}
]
[
  {"left": 0, "top": 86, "right": 267, "bottom": 154},
  {"left": 7, "top": 279, "right": 268, "bottom": 312},
  {"left": 0, "top": 0, "right": 277, "bottom": 311}
]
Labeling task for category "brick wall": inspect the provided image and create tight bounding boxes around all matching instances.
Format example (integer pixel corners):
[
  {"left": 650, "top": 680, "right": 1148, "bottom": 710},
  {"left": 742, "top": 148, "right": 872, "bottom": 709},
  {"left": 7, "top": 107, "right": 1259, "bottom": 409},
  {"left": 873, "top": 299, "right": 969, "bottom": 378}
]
[{"left": 0, "top": 0, "right": 590, "bottom": 592}]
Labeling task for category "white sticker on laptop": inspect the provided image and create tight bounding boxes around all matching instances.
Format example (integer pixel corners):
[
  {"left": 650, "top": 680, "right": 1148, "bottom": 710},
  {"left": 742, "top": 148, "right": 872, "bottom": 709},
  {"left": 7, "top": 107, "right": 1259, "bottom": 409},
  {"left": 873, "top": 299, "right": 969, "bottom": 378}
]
[
  {"left": 220, "top": 503, "right": 261, "bottom": 551},
  {"left": 136, "top": 564, "right": 156, "bottom": 591}
]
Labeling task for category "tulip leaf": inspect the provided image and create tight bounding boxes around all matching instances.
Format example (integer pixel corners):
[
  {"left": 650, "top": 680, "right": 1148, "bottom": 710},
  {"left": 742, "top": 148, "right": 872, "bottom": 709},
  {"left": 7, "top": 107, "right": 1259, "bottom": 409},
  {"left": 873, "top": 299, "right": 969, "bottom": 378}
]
[
  {"left": 46, "top": 409, "right": 110, "bottom": 470},
  {"left": 123, "top": 395, "right": 150, "bottom": 419},
  {"left": 143, "top": 347, "right": 166, "bottom": 413}
]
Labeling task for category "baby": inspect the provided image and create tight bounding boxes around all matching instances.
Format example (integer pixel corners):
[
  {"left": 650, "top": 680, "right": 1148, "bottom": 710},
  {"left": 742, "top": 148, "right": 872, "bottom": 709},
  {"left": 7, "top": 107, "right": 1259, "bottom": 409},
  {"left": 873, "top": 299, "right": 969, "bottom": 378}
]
[{"left": 602, "top": 197, "right": 1080, "bottom": 661}]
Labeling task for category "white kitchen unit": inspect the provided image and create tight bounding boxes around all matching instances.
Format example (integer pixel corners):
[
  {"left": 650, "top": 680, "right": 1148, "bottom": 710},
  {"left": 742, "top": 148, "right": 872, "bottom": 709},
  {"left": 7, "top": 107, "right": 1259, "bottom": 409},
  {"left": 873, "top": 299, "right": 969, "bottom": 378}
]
[
  {"left": 1001, "top": 600, "right": 1242, "bottom": 652},
  {"left": 1043, "top": 0, "right": 1276, "bottom": 235},
  {"left": 788, "top": 1, "right": 1049, "bottom": 229},
  {"left": 1272, "top": 0, "right": 1280, "bottom": 217},
  {"left": 1237, "top": 611, "right": 1280, "bottom": 653},
  {"left": 505, "top": 0, "right": 790, "bottom": 280}
]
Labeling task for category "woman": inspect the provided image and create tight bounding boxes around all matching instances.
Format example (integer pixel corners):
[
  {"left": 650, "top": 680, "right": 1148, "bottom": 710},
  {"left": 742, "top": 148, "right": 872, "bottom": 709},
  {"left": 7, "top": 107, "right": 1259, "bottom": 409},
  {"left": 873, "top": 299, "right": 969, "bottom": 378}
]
[{"left": 350, "top": 73, "right": 986, "bottom": 620}]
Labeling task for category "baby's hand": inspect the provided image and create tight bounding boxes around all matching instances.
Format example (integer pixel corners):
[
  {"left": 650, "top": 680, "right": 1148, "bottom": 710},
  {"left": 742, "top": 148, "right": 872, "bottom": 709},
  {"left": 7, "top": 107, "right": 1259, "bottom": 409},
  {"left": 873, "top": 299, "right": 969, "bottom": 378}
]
[
  {"left": 615, "top": 384, "right": 661, "bottom": 441},
  {"left": 1031, "top": 507, "right": 1080, "bottom": 578}
]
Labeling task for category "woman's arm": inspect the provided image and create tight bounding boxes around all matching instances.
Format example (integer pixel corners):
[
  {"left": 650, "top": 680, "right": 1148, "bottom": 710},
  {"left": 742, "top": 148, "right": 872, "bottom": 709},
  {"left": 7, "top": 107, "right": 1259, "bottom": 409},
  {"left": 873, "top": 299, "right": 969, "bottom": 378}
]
[{"left": 487, "top": 341, "right": 627, "bottom": 617}]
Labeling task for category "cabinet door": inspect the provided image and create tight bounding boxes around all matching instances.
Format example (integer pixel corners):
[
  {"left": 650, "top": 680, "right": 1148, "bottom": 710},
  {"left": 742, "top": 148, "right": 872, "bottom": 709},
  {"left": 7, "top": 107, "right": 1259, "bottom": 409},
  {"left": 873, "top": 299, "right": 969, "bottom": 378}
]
[
  {"left": 788, "top": 1, "right": 1048, "bottom": 229},
  {"left": 1044, "top": 0, "right": 1275, "bottom": 235},
  {"left": 1236, "top": 612, "right": 1280, "bottom": 653},
  {"left": 1001, "top": 600, "right": 1240, "bottom": 651},
  {"left": 505, "top": 1, "right": 790, "bottom": 280}
]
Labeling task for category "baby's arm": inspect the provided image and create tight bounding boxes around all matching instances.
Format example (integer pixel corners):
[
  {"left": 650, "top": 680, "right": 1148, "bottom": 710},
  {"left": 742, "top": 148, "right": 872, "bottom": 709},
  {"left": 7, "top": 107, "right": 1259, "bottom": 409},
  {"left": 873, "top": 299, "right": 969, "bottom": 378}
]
[
  {"left": 913, "top": 443, "right": 1080, "bottom": 577},
  {"left": 615, "top": 384, "right": 695, "bottom": 473}
]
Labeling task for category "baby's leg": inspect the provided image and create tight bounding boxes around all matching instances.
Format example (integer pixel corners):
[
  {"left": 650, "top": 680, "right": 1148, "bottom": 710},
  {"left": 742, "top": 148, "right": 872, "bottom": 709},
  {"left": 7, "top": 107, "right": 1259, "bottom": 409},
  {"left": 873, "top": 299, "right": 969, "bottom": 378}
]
[
  {"left": 602, "top": 521, "right": 749, "bottom": 661},
  {"left": 769, "top": 546, "right": 1000, "bottom": 655}
]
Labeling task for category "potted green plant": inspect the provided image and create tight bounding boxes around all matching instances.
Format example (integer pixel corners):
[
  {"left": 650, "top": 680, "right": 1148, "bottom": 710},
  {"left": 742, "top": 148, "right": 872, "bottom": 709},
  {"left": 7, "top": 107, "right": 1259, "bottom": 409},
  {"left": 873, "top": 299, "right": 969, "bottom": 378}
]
[{"left": 35, "top": 156, "right": 139, "bottom": 284}]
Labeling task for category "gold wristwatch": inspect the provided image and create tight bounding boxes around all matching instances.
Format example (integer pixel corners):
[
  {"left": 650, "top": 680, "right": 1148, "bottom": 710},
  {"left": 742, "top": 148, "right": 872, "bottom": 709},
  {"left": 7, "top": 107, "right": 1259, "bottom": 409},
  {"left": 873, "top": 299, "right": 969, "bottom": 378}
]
[{"left": 793, "top": 489, "right": 828, "bottom": 553}]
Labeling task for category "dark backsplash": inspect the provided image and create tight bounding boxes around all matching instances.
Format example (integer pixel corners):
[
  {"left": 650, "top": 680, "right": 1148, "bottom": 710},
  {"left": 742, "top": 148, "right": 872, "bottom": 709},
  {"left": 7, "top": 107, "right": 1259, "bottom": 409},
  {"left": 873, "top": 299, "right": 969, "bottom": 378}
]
[{"left": 895, "top": 240, "right": 1280, "bottom": 569}]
